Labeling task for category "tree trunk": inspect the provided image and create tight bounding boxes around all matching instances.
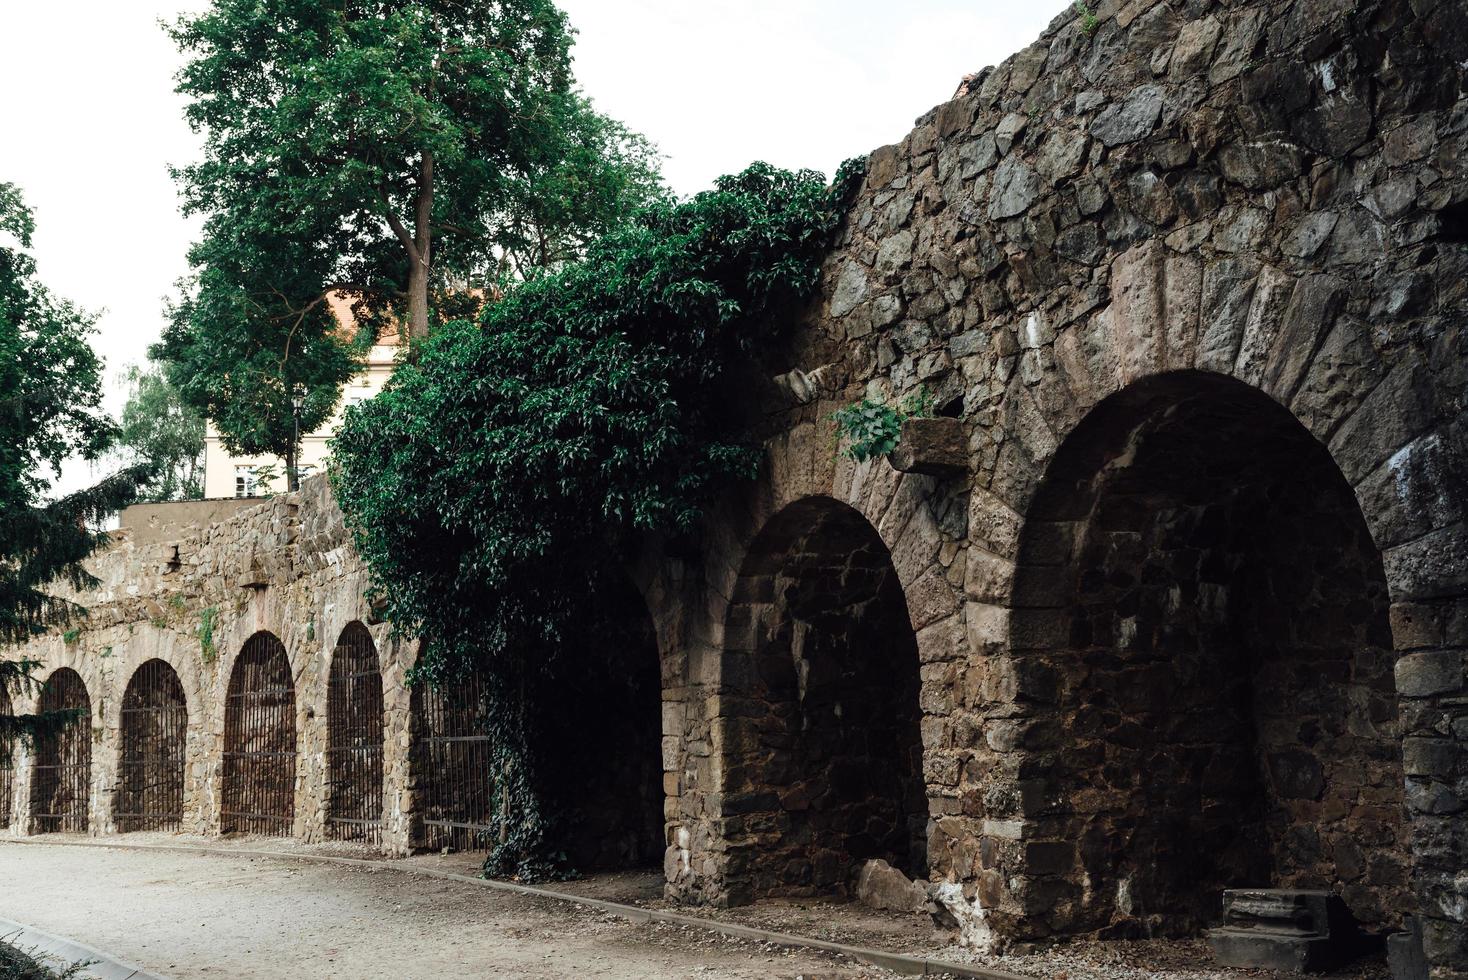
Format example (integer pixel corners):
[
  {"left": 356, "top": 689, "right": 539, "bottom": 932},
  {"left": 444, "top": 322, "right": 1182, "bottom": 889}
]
[
  {"left": 407, "top": 260, "right": 429, "bottom": 341},
  {"left": 408, "top": 151, "right": 434, "bottom": 340},
  {"left": 285, "top": 441, "right": 298, "bottom": 493}
]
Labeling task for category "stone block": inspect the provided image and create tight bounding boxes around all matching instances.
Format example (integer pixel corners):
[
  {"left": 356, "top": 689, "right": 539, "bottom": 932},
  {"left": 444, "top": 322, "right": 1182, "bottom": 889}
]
[
  {"left": 888, "top": 418, "right": 969, "bottom": 476},
  {"left": 1208, "top": 889, "right": 1359, "bottom": 973},
  {"left": 855, "top": 858, "right": 929, "bottom": 913},
  {"left": 1395, "top": 651, "right": 1465, "bottom": 698}
]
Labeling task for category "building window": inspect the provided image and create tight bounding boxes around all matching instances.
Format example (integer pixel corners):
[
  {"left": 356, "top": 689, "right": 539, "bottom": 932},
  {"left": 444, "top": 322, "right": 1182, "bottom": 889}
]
[{"left": 235, "top": 466, "right": 259, "bottom": 498}]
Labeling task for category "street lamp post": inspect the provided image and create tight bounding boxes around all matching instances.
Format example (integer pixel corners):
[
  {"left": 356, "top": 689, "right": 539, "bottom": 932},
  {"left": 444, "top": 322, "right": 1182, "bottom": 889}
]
[{"left": 289, "top": 385, "right": 305, "bottom": 492}]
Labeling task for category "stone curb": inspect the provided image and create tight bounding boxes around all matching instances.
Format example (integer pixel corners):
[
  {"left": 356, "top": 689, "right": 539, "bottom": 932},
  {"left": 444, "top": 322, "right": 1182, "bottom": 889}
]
[
  {"left": 2, "top": 838, "right": 1027, "bottom": 979},
  {"left": 0, "top": 914, "right": 170, "bottom": 980}
]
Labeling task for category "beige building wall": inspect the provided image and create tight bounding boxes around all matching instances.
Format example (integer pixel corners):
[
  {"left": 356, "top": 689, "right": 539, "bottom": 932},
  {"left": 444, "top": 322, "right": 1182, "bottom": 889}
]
[{"left": 201, "top": 340, "right": 398, "bottom": 500}]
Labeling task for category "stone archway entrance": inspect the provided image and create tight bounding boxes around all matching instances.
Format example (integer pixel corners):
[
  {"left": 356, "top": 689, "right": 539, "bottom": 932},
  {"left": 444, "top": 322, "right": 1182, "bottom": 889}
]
[
  {"left": 117, "top": 659, "right": 187, "bottom": 832},
  {"left": 30, "top": 668, "right": 91, "bottom": 833},
  {"left": 548, "top": 576, "right": 664, "bottom": 873},
  {"left": 1009, "top": 372, "right": 1410, "bottom": 939},
  {"left": 222, "top": 632, "right": 296, "bottom": 837},
  {"left": 326, "top": 622, "right": 384, "bottom": 844},
  {"left": 719, "top": 496, "right": 927, "bottom": 903}
]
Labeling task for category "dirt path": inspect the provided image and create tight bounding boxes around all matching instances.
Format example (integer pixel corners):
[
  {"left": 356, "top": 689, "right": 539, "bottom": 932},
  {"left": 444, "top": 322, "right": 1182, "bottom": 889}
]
[{"left": 0, "top": 841, "right": 896, "bottom": 979}]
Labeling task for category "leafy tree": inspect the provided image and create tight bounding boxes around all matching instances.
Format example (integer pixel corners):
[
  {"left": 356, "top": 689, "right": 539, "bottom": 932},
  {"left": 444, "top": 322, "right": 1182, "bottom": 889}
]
[
  {"left": 331, "top": 161, "right": 862, "bottom": 876},
  {"left": 115, "top": 364, "right": 207, "bottom": 502},
  {"left": 1, "top": 182, "right": 149, "bottom": 748},
  {"left": 152, "top": 226, "right": 359, "bottom": 493},
  {"left": 167, "top": 0, "right": 666, "bottom": 342}
]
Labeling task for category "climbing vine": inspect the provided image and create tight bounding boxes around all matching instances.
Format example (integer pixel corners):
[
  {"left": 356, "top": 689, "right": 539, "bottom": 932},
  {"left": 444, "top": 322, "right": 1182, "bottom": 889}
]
[{"left": 331, "top": 160, "right": 863, "bottom": 878}]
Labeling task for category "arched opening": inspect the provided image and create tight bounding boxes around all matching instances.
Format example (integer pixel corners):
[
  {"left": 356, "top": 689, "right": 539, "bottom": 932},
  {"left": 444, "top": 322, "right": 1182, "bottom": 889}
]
[
  {"left": 1010, "top": 371, "right": 1409, "bottom": 939},
  {"left": 720, "top": 496, "right": 927, "bottom": 902},
  {"left": 1, "top": 688, "right": 15, "bottom": 828},
  {"left": 410, "top": 666, "right": 494, "bottom": 852},
  {"left": 116, "top": 659, "right": 187, "bottom": 832},
  {"left": 222, "top": 632, "right": 296, "bottom": 836},
  {"left": 542, "top": 576, "right": 664, "bottom": 872},
  {"left": 326, "top": 622, "right": 383, "bottom": 844},
  {"left": 30, "top": 668, "right": 91, "bottom": 833}
]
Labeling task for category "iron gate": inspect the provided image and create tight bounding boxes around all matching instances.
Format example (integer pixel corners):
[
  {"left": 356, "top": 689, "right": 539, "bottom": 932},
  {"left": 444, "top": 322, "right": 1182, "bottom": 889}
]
[
  {"left": 326, "top": 623, "right": 383, "bottom": 844},
  {"left": 0, "top": 688, "right": 13, "bottom": 827},
  {"left": 222, "top": 632, "right": 296, "bottom": 836},
  {"left": 116, "top": 659, "right": 187, "bottom": 832},
  {"left": 412, "top": 671, "right": 495, "bottom": 851},
  {"left": 30, "top": 668, "right": 91, "bottom": 833}
]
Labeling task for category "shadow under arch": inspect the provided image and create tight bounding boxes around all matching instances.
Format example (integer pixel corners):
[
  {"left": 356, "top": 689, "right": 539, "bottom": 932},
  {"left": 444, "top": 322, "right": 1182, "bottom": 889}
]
[
  {"left": 1008, "top": 370, "right": 1410, "bottom": 938},
  {"left": 116, "top": 658, "right": 187, "bottom": 832},
  {"left": 718, "top": 495, "right": 927, "bottom": 904},
  {"left": 30, "top": 667, "right": 91, "bottom": 833},
  {"left": 222, "top": 630, "right": 296, "bottom": 837}
]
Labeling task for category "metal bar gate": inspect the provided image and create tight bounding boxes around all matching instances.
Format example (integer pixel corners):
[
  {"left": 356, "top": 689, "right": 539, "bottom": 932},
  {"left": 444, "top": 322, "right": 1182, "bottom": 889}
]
[
  {"left": 222, "top": 633, "right": 296, "bottom": 836},
  {"left": 30, "top": 669, "right": 91, "bottom": 833},
  {"left": 326, "top": 623, "right": 383, "bottom": 844},
  {"left": 413, "top": 672, "right": 495, "bottom": 852},
  {"left": 116, "top": 659, "right": 187, "bottom": 832}
]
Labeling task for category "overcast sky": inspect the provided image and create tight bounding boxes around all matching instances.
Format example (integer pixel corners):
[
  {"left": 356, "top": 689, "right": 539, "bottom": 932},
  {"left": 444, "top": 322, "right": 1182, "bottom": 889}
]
[{"left": 0, "top": 0, "right": 1059, "bottom": 493}]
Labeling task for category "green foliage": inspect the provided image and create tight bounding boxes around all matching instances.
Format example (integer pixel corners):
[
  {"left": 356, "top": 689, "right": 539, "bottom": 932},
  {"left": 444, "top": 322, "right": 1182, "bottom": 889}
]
[
  {"left": 833, "top": 387, "right": 934, "bottom": 462},
  {"left": 115, "top": 364, "right": 206, "bottom": 502},
  {"left": 1075, "top": 0, "right": 1100, "bottom": 35},
  {"left": 61, "top": 629, "right": 79, "bottom": 646},
  {"left": 197, "top": 606, "right": 219, "bottom": 663},
  {"left": 0, "top": 182, "right": 149, "bottom": 749},
  {"left": 332, "top": 160, "right": 862, "bottom": 877},
  {"left": 161, "top": 0, "right": 669, "bottom": 444},
  {"left": 0, "top": 939, "right": 92, "bottom": 979}
]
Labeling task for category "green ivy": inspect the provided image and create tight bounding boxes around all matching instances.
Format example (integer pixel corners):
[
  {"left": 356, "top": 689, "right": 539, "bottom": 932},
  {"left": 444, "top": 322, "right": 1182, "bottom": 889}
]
[
  {"left": 331, "top": 160, "right": 862, "bottom": 878},
  {"left": 197, "top": 606, "right": 219, "bottom": 663},
  {"left": 833, "top": 387, "right": 934, "bottom": 462}
]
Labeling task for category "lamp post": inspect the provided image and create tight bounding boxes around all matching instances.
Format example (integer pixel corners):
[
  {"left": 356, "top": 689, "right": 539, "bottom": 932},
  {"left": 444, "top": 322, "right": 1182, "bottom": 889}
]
[{"left": 289, "top": 385, "right": 305, "bottom": 492}]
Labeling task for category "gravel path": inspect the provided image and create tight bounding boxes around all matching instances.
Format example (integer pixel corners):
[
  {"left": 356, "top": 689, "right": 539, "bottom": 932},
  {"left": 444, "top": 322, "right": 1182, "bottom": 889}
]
[{"left": 0, "top": 840, "right": 899, "bottom": 979}]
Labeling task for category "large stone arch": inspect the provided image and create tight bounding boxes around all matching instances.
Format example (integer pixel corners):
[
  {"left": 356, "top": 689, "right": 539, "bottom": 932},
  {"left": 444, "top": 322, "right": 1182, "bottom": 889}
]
[
  {"left": 116, "top": 658, "right": 189, "bottom": 832},
  {"left": 1005, "top": 369, "right": 1410, "bottom": 940},
  {"left": 30, "top": 667, "right": 92, "bottom": 834},
  {"left": 653, "top": 420, "right": 972, "bottom": 906},
  {"left": 325, "top": 621, "right": 384, "bottom": 843},
  {"left": 221, "top": 630, "right": 296, "bottom": 837},
  {"left": 715, "top": 494, "right": 929, "bottom": 904}
]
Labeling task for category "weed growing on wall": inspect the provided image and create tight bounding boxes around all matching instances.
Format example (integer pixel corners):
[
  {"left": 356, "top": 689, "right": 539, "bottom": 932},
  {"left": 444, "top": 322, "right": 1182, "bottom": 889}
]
[
  {"left": 833, "top": 387, "right": 935, "bottom": 462},
  {"left": 332, "top": 160, "right": 863, "bottom": 878}
]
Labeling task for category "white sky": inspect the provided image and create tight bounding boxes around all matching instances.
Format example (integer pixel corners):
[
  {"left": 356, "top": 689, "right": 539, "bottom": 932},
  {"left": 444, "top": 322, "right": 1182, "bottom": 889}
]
[{"left": 0, "top": 0, "right": 1058, "bottom": 494}]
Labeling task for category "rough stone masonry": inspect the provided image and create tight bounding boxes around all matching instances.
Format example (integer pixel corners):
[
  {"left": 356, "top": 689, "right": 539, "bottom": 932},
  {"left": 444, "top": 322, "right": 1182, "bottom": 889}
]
[{"left": 3, "top": 0, "right": 1466, "bottom": 975}]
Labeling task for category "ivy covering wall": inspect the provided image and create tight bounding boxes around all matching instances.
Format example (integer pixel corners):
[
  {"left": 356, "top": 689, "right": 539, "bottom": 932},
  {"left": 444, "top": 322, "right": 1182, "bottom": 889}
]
[{"left": 331, "top": 160, "right": 861, "bottom": 875}]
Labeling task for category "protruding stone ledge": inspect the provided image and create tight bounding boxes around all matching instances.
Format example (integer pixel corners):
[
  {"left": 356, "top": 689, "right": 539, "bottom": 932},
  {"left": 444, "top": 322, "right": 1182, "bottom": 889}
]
[{"left": 889, "top": 417, "right": 969, "bottom": 477}]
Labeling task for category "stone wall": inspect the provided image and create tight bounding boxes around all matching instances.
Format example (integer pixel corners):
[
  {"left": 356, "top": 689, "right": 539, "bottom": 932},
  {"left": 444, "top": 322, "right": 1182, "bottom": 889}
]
[
  {"left": 642, "top": 0, "right": 1467, "bottom": 973},
  {"left": 3, "top": 0, "right": 1466, "bottom": 975},
  {"left": 0, "top": 477, "right": 419, "bottom": 854}
]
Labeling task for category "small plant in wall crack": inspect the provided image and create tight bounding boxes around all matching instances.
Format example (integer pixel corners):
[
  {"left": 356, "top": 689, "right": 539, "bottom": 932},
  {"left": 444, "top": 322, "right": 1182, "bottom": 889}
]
[
  {"left": 197, "top": 605, "right": 219, "bottom": 663},
  {"left": 1075, "top": 0, "right": 1100, "bottom": 35},
  {"left": 833, "top": 387, "right": 935, "bottom": 462}
]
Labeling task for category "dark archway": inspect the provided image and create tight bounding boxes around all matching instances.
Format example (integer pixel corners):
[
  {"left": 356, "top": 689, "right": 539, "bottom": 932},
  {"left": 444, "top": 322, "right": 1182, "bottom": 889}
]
[
  {"left": 30, "top": 668, "right": 91, "bottom": 833},
  {"left": 720, "top": 496, "right": 927, "bottom": 902},
  {"left": 326, "top": 622, "right": 384, "bottom": 844},
  {"left": 545, "top": 576, "right": 664, "bottom": 872},
  {"left": 222, "top": 632, "right": 296, "bottom": 836},
  {"left": 1010, "top": 371, "right": 1409, "bottom": 938},
  {"left": 116, "top": 659, "right": 187, "bottom": 832}
]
